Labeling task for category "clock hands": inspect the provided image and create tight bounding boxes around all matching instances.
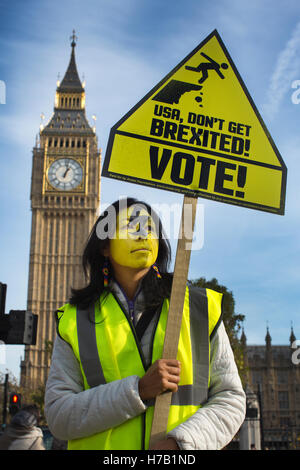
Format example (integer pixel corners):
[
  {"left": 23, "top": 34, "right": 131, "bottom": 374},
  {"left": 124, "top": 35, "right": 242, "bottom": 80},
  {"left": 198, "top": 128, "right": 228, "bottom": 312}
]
[
  {"left": 63, "top": 162, "right": 70, "bottom": 179},
  {"left": 48, "top": 158, "right": 82, "bottom": 190}
]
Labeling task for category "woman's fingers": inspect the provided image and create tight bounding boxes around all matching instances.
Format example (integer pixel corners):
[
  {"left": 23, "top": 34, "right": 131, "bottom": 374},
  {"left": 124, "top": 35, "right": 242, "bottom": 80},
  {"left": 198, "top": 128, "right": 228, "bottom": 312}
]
[{"left": 138, "top": 359, "right": 181, "bottom": 401}]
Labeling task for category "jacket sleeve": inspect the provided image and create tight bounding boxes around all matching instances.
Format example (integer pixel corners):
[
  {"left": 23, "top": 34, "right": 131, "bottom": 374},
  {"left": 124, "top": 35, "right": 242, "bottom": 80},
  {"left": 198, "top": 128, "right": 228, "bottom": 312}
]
[
  {"left": 44, "top": 336, "right": 147, "bottom": 441},
  {"left": 167, "top": 322, "right": 246, "bottom": 450}
]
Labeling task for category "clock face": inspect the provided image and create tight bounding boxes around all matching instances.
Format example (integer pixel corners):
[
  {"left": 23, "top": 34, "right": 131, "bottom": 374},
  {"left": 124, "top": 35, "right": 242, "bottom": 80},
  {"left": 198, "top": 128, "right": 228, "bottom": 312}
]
[{"left": 47, "top": 158, "right": 83, "bottom": 191}]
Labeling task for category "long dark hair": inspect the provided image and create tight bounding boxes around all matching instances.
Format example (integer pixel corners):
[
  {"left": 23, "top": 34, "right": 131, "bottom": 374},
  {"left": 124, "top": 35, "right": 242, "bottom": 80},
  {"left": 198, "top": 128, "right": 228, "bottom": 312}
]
[{"left": 69, "top": 197, "right": 173, "bottom": 308}]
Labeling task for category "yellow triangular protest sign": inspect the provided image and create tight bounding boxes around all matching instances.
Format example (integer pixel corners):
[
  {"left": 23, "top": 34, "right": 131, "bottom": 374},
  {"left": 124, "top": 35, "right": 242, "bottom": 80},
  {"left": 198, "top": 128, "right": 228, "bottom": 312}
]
[{"left": 102, "top": 30, "right": 287, "bottom": 214}]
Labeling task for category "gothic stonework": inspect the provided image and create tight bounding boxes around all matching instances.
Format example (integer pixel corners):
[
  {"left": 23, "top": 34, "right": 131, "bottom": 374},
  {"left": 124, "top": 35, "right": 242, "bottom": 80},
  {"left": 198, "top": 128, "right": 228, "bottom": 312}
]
[
  {"left": 21, "top": 33, "right": 101, "bottom": 388},
  {"left": 244, "top": 328, "right": 300, "bottom": 449}
]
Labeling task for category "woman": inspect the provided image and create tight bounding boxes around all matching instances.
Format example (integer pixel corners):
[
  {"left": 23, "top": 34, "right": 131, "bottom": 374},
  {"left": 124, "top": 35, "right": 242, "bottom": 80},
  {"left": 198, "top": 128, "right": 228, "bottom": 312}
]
[
  {"left": 45, "top": 197, "right": 245, "bottom": 450},
  {"left": 0, "top": 405, "right": 45, "bottom": 450}
]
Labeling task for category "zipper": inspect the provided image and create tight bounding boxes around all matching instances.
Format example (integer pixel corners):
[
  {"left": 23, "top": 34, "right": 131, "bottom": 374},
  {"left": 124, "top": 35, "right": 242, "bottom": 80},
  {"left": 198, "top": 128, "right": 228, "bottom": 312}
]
[
  {"left": 128, "top": 299, "right": 135, "bottom": 324},
  {"left": 148, "top": 302, "right": 163, "bottom": 367},
  {"left": 111, "top": 291, "right": 147, "bottom": 370},
  {"left": 111, "top": 283, "right": 162, "bottom": 451},
  {"left": 114, "top": 280, "right": 141, "bottom": 326},
  {"left": 142, "top": 306, "right": 162, "bottom": 450},
  {"left": 111, "top": 291, "right": 147, "bottom": 450}
]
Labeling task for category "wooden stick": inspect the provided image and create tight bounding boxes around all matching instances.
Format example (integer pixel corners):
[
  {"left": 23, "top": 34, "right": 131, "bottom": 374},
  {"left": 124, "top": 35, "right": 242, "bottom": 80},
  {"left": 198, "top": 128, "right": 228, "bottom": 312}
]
[{"left": 149, "top": 195, "right": 198, "bottom": 448}]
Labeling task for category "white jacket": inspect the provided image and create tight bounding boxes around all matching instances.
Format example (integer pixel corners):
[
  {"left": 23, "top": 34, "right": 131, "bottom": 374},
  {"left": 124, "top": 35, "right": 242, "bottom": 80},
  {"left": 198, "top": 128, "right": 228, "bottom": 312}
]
[{"left": 45, "top": 283, "right": 246, "bottom": 450}]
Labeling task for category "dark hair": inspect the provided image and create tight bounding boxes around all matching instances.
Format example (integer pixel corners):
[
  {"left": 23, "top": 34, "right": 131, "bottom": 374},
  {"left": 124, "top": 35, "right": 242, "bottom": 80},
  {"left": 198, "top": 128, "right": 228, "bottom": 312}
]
[
  {"left": 69, "top": 197, "right": 173, "bottom": 308},
  {"left": 11, "top": 404, "right": 41, "bottom": 427},
  {"left": 21, "top": 404, "right": 40, "bottom": 421}
]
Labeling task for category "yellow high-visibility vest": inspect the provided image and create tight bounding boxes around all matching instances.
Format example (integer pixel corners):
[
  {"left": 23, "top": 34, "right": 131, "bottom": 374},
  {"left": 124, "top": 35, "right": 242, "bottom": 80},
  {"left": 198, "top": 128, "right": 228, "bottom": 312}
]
[{"left": 56, "top": 285, "right": 222, "bottom": 450}]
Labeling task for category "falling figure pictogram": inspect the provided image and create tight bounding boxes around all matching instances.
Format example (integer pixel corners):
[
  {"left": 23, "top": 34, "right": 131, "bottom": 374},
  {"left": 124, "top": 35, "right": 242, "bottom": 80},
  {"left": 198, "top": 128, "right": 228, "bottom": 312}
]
[{"left": 185, "top": 52, "right": 229, "bottom": 84}]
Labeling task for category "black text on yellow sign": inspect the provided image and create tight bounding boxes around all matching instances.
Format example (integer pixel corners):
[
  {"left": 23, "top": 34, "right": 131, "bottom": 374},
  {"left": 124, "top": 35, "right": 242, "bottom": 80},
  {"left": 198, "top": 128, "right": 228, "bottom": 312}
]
[{"left": 102, "top": 30, "right": 287, "bottom": 215}]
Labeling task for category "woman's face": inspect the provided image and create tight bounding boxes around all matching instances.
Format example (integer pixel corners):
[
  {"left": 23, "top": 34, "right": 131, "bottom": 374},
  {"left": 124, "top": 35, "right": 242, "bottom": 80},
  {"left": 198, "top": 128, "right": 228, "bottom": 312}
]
[{"left": 108, "top": 204, "right": 159, "bottom": 269}]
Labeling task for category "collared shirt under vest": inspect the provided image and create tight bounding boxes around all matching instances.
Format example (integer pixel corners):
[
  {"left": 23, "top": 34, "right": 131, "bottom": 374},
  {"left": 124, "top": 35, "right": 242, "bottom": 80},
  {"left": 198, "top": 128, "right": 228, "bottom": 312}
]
[{"left": 56, "top": 284, "right": 223, "bottom": 450}]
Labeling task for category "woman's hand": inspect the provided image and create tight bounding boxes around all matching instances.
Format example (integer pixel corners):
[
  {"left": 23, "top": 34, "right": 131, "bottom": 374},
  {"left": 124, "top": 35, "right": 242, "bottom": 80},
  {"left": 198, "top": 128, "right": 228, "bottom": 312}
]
[{"left": 138, "top": 359, "right": 181, "bottom": 401}]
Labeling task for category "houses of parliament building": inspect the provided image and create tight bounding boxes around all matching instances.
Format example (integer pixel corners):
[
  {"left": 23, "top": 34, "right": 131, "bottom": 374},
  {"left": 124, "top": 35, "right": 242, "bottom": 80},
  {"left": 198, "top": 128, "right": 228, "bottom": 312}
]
[{"left": 242, "top": 327, "right": 300, "bottom": 449}]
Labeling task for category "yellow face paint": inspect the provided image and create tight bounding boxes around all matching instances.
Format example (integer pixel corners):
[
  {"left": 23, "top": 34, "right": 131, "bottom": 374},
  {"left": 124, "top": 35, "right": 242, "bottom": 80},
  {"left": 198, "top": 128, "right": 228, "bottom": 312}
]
[{"left": 109, "top": 205, "right": 159, "bottom": 269}]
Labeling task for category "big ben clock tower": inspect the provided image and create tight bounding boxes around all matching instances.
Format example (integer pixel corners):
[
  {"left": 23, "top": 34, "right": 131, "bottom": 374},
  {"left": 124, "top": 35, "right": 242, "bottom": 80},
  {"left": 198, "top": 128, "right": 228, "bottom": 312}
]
[{"left": 21, "top": 32, "right": 101, "bottom": 388}]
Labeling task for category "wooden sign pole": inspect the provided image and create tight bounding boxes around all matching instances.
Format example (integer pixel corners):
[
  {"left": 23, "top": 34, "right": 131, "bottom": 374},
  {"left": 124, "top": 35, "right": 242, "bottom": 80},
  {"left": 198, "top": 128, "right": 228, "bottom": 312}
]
[{"left": 149, "top": 194, "right": 198, "bottom": 448}]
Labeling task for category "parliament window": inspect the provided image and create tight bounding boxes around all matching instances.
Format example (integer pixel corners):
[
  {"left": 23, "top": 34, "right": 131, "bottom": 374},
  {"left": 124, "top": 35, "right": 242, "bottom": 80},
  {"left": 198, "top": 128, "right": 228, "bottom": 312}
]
[
  {"left": 252, "top": 371, "right": 262, "bottom": 385},
  {"left": 277, "top": 370, "right": 288, "bottom": 384},
  {"left": 278, "top": 391, "right": 289, "bottom": 409}
]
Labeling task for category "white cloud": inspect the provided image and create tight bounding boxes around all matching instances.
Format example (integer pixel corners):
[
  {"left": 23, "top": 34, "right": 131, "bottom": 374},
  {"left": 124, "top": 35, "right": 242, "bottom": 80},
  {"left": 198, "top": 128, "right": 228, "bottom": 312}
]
[{"left": 263, "top": 20, "right": 300, "bottom": 120}]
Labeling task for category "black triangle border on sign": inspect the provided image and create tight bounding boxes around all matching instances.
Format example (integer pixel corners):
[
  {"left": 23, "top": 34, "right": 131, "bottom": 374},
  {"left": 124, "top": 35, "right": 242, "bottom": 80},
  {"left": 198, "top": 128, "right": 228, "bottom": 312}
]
[{"left": 102, "top": 29, "right": 287, "bottom": 215}]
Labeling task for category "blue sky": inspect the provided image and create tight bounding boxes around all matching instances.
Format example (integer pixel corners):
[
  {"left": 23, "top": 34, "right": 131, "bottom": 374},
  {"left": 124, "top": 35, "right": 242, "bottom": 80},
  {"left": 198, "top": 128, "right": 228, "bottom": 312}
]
[{"left": 0, "top": 0, "right": 300, "bottom": 380}]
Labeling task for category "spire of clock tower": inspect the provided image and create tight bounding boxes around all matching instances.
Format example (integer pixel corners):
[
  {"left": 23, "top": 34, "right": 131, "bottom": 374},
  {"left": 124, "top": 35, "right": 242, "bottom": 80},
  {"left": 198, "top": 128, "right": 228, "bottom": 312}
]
[
  {"left": 57, "top": 30, "right": 84, "bottom": 94},
  {"left": 41, "top": 31, "right": 94, "bottom": 136}
]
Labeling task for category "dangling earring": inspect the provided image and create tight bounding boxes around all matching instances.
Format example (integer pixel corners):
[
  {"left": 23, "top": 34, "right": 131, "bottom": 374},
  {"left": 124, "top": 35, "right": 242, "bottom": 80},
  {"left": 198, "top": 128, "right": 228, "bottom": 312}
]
[
  {"left": 102, "top": 258, "right": 109, "bottom": 287},
  {"left": 152, "top": 263, "right": 162, "bottom": 279}
]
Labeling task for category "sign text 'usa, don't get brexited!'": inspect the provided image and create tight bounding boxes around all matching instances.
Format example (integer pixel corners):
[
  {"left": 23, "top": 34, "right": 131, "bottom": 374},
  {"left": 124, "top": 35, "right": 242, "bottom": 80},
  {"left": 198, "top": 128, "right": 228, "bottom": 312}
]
[{"left": 102, "top": 30, "right": 286, "bottom": 215}]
